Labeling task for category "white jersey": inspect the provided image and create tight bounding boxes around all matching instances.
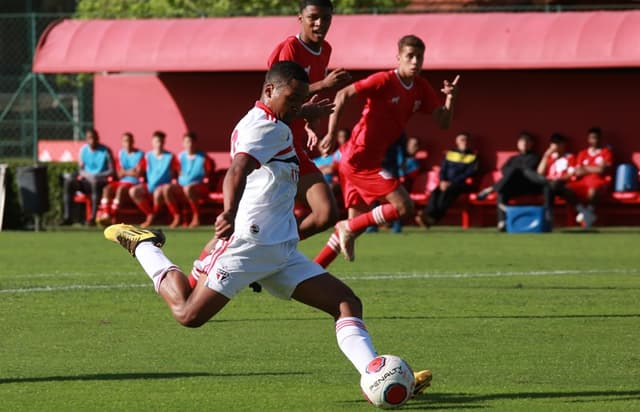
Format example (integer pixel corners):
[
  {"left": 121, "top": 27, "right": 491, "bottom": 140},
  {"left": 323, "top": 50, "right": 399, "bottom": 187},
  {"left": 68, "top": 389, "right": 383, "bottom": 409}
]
[{"left": 229, "top": 101, "right": 299, "bottom": 245}]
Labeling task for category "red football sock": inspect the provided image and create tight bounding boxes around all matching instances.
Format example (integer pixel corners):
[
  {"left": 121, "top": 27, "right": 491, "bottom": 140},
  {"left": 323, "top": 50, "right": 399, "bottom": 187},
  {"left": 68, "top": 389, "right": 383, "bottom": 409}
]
[
  {"left": 166, "top": 199, "right": 180, "bottom": 217},
  {"left": 347, "top": 204, "right": 399, "bottom": 233},
  {"left": 314, "top": 230, "right": 340, "bottom": 268},
  {"left": 187, "top": 198, "right": 199, "bottom": 216},
  {"left": 137, "top": 198, "right": 153, "bottom": 215}
]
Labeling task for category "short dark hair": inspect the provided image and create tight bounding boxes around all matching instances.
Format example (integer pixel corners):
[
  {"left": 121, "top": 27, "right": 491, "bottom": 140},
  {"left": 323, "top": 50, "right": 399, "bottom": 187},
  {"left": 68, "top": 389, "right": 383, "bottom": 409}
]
[
  {"left": 86, "top": 128, "right": 98, "bottom": 137},
  {"left": 457, "top": 132, "right": 471, "bottom": 139},
  {"left": 588, "top": 127, "right": 602, "bottom": 137},
  {"left": 122, "top": 132, "right": 133, "bottom": 139},
  {"left": 184, "top": 131, "right": 197, "bottom": 140},
  {"left": 152, "top": 130, "right": 166, "bottom": 140},
  {"left": 266, "top": 61, "right": 310, "bottom": 86},
  {"left": 299, "top": 0, "right": 333, "bottom": 12},
  {"left": 398, "top": 35, "right": 425, "bottom": 52},
  {"left": 518, "top": 131, "right": 533, "bottom": 142},
  {"left": 550, "top": 133, "right": 567, "bottom": 144}
]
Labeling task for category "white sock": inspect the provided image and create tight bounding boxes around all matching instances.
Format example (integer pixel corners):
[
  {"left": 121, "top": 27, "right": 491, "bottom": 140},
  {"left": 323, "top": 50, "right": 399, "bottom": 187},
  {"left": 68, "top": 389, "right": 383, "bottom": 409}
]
[
  {"left": 135, "top": 242, "right": 180, "bottom": 292},
  {"left": 335, "top": 317, "right": 378, "bottom": 374}
]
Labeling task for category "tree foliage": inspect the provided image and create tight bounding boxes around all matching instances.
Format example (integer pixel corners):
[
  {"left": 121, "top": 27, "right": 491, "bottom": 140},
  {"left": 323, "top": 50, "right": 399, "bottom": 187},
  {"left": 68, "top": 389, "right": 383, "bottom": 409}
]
[{"left": 75, "top": 0, "right": 409, "bottom": 18}]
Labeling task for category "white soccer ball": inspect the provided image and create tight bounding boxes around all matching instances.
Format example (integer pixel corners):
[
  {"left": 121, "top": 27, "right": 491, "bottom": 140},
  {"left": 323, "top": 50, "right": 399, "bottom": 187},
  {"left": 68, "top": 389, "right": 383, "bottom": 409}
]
[{"left": 360, "top": 355, "right": 415, "bottom": 409}]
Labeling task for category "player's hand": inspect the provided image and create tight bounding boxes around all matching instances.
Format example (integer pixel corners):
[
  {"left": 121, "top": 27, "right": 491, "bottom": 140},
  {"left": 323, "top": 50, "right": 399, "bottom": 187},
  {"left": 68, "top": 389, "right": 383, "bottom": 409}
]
[
  {"left": 214, "top": 210, "right": 235, "bottom": 240},
  {"left": 439, "top": 181, "right": 451, "bottom": 191},
  {"left": 305, "top": 122, "right": 319, "bottom": 150},
  {"left": 300, "top": 95, "right": 334, "bottom": 122},
  {"left": 441, "top": 75, "right": 460, "bottom": 97},
  {"left": 323, "top": 68, "right": 352, "bottom": 90},
  {"left": 319, "top": 133, "right": 337, "bottom": 155}
]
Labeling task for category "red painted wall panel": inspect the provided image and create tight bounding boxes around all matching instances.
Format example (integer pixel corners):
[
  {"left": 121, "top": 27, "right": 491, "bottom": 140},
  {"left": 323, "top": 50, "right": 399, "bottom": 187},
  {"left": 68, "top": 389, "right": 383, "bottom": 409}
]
[{"left": 94, "top": 69, "right": 640, "bottom": 174}]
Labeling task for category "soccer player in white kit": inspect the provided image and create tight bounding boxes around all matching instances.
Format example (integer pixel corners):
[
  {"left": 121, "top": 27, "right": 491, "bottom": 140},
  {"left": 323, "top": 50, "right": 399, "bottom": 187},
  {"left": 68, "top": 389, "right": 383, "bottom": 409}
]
[{"left": 104, "top": 61, "right": 431, "bottom": 399}]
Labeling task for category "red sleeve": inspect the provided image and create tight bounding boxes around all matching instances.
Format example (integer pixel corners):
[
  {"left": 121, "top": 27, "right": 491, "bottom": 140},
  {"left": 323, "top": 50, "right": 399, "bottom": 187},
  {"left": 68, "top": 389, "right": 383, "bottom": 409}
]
[
  {"left": 204, "top": 154, "right": 215, "bottom": 174},
  {"left": 267, "top": 38, "right": 296, "bottom": 67},
  {"left": 602, "top": 147, "right": 614, "bottom": 166},
  {"left": 171, "top": 155, "right": 180, "bottom": 174},
  {"left": 576, "top": 150, "right": 588, "bottom": 165},
  {"left": 419, "top": 78, "right": 444, "bottom": 114},
  {"left": 138, "top": 155, "right": 147, "bottom": 173},
  {"left": 353, "top": 71, "right": 388, "bottom": 98}
]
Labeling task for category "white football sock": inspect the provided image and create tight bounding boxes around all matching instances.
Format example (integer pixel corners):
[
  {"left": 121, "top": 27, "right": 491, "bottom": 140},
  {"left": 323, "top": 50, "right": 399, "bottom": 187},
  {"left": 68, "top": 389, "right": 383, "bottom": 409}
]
[
  {"left": 335, "top": 317, "right": 378, "bottom": 374},
  {"left": 135, "top": 242, "right": 180, "bottom": 292}
]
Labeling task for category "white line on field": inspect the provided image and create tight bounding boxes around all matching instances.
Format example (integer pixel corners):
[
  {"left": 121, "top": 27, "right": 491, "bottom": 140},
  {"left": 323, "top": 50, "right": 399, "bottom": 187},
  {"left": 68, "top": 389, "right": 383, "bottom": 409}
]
[
  {"left": 0, "top": 268, "right": 637, "bottom": 294},
  {"left": 0, "top": 283, "right": 149, "bottom": 294},
  {"left": 340, "top": 268, "right": 640, "bottom": 280}
]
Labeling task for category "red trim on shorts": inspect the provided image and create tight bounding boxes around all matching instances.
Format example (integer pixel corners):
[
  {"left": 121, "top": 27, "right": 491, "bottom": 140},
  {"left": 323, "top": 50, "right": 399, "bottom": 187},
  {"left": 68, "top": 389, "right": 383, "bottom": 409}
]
[{"left": 203, "top": 236, "right": 233, "bottom": 274}]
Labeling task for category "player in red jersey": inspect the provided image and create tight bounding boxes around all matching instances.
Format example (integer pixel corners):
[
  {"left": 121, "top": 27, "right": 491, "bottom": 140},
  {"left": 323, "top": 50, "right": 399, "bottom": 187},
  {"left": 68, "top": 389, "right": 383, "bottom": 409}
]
[
  {"left": 315, "top": 35, "right": 459, "bottom": 266},
  {"left": 267, "top": 0, "right": 351, "bottom": 240},
  {"left": 565, "top": 127, "right": 613, "bottom": 228}
]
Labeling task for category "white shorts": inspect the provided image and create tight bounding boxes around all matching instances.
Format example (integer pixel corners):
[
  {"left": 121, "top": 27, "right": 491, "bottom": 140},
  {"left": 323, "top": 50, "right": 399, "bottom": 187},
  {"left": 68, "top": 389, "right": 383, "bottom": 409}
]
[{"left": 197, "top": 236, "right": 326, "bottom": 299}]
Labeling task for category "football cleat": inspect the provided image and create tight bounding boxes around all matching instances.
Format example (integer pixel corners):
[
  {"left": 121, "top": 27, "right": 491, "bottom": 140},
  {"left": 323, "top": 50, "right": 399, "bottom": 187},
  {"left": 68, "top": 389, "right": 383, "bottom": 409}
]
[
  {"left": 412, "top": 369, "right": 433, "bottom": 397},
  {"left": 336, "top": 220, "right": 355, "bottom": 262},
  {"left": 104, "top": 223, "right": 165, "bottom": 257}
]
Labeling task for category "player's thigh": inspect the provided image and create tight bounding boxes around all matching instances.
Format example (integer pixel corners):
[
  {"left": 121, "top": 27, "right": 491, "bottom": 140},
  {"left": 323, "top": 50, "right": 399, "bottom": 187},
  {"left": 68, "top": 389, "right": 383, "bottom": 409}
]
[
  {"left": 260, "top": 246, "right": 326, "bottom": 300},
  {"left": 297, "top": 171, "right": 338, "bottom": 212},
  {"left": 291, "top": 272, "right": 361, "bottom": 319},
  {"left": 201, "top": 237, "right": 288, "bottom": 299}
]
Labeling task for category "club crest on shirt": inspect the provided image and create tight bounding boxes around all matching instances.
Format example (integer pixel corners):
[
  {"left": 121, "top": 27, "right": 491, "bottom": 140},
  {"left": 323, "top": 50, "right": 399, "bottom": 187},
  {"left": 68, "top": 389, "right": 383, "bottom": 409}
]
[
  {"left": 413, "top": 100, "right": 422, "bottom": 112},
  {"left": 250, "top": 224, "right": 260, "bottom": 234},
  {"left": 390, "top": 96, "right": 400, "bottom": 104},
  {"left": 216, "top": 267, "right": 230, "bottom": 282}
]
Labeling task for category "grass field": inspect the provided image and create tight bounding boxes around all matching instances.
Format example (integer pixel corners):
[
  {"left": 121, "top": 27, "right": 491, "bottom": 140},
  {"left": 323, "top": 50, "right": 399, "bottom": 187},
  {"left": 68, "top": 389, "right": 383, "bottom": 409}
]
[{"left": 1, "top": 226, "right": 639, "bottom": 411}]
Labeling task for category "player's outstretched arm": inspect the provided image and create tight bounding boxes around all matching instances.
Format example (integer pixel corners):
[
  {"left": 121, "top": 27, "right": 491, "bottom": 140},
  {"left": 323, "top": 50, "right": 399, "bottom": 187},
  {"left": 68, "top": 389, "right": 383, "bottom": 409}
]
[
  {"left": 215, "top": 154, "right": 258, "bottom": 240},
  {"left": 299, "top": 94, "right": 335, "bottom": 123},
  {"left": 319, "top": 84, "right": 358, "bottom": 155},
  {"left": 433, "top": 74, "right": 460, "bottom": 129}
]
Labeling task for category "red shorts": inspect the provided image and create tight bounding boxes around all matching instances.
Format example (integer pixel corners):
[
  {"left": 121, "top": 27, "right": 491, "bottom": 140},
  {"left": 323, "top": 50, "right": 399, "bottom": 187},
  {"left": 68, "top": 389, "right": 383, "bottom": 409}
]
[
  {"left": 338, "top": 161, "right": 400, "bottom": 208},
  {"left": 566, "top": 175, "right": 610, "bottom": 199}
]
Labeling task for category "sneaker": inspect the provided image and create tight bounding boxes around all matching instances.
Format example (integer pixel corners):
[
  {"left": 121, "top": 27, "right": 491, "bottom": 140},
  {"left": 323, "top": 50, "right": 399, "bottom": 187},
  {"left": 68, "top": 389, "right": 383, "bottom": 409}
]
[
  {"left": 335, "top": 220, "right": 355, "bottom": 262},
  {"left": 104, "top": 223, "right": 165, "bottom": 257},
  {"left": 413, "top": 369, "right": 433, "bottom": 397}
]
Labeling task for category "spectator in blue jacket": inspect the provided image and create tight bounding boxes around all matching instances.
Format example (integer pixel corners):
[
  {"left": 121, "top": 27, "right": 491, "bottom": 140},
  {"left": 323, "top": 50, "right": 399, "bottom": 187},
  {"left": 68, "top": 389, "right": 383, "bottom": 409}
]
[{"left": 417, "top": 132, "right": 478, "bottom": 227}]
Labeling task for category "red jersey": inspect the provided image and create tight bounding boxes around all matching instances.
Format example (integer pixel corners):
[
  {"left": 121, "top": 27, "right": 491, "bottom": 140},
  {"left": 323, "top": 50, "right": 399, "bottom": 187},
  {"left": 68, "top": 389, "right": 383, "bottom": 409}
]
[
  {"left": 343, "top": 70, "right": 442, "bottom": 170},
  {"left": 268, "top": 35, "right": 332, "bottom": 162},
  {"left": 576, "top": 146, "right": 613, "bottom": 177},
  {"left": 544, "top": 152, "right": 575, "bottom": 179},
  {"left": 268, "top": 35, "right": 331, "bottom": 85}
]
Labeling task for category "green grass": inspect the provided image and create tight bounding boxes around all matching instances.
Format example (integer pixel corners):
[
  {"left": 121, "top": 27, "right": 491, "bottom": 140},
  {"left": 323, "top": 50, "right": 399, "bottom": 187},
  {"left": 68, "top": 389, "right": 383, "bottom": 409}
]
[{"left": 1, "top": 227, "right": 639, "bottom": 411}]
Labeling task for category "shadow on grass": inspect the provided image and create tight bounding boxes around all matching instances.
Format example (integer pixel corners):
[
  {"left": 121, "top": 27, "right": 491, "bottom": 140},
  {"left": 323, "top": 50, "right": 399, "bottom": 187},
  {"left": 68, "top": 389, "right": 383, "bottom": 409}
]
[
  {"left": 339, "top": 390, "right": 640, "bottom": 410},
  {"left": 211, "top": 313, "right": 640, "bottom": 324},
  {"left": 0, "top": 371, "right": 308, "bottom": 385},
  {"left": 403, "top": 390, "right": 640, "bottom": 409}
]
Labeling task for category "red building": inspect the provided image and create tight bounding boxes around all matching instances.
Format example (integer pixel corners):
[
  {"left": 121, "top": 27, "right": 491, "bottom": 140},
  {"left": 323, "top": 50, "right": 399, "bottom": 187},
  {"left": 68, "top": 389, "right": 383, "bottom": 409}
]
[{"left": 34, "top": 11, "right": 640, "bottom": 172}]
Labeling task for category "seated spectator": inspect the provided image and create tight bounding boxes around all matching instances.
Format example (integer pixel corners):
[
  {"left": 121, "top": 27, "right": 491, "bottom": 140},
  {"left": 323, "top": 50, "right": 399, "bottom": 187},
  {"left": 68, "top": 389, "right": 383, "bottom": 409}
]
[
  {"left": 564, "top": 127, "right": 613, "bottom": 228},
  {"left": 476, "top": 132, "right": 549, "bottom": 231},
  {"left": 313, "top": 127, "right": 350, "bottom": 186},
  {"left": 165, "top": 132, "right": 215, "bottom": 228},
  {"left": 62, "top": 128, "right": 114, "bottom": 225},
  {"left": 96, "top": 132, "right": 144, "bottom": 226},
  {"left": 129, "top": 131, "right": 180, "bottom": 227},
  {"left": 376, "top": 134, "right": 424, "bottom": 233},
  {"left": 537, "top": 132, "right": 576, "bottom": 216},
  {"left": 417, "top": 132, "right": 478, "bottom": 227}
]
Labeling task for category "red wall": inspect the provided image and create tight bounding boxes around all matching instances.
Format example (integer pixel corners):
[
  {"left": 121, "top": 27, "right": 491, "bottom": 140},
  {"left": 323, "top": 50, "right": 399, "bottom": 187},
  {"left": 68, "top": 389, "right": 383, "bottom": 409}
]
[{"left": 95, "top": 68, "right": 640, "bottom": 173}]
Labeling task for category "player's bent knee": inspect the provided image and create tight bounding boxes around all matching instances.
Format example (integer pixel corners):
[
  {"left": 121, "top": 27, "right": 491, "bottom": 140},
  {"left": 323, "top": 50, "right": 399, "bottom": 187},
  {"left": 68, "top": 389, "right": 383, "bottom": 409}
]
[{"left": 173, "top": 309, "right": 207, "bottom": 328}]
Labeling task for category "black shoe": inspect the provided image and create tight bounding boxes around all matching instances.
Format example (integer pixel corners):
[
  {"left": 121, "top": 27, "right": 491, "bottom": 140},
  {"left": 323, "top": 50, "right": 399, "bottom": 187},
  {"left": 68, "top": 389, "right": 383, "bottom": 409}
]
[{"left": 249, "top": 282, "right": 262, "bottom": 293}]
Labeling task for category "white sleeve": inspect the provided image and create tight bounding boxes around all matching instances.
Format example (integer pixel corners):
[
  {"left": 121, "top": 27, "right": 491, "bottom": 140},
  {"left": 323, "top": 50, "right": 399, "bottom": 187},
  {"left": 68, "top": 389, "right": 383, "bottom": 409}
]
[{"left": 234, "top": 122, "right": 290, "bottom": 167}]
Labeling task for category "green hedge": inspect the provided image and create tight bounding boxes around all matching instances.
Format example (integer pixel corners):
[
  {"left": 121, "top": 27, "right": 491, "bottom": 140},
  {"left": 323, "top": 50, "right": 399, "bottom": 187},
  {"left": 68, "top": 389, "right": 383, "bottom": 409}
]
[{"left": 2, "top": 159, "right": 78, "bottom": 229}]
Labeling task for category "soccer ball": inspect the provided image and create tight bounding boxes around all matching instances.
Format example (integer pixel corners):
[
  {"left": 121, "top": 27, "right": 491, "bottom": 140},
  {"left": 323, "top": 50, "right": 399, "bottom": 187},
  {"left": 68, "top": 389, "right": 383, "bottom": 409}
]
[{"left": 360, "top": 355, "right": 415, "bottom": 409}]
